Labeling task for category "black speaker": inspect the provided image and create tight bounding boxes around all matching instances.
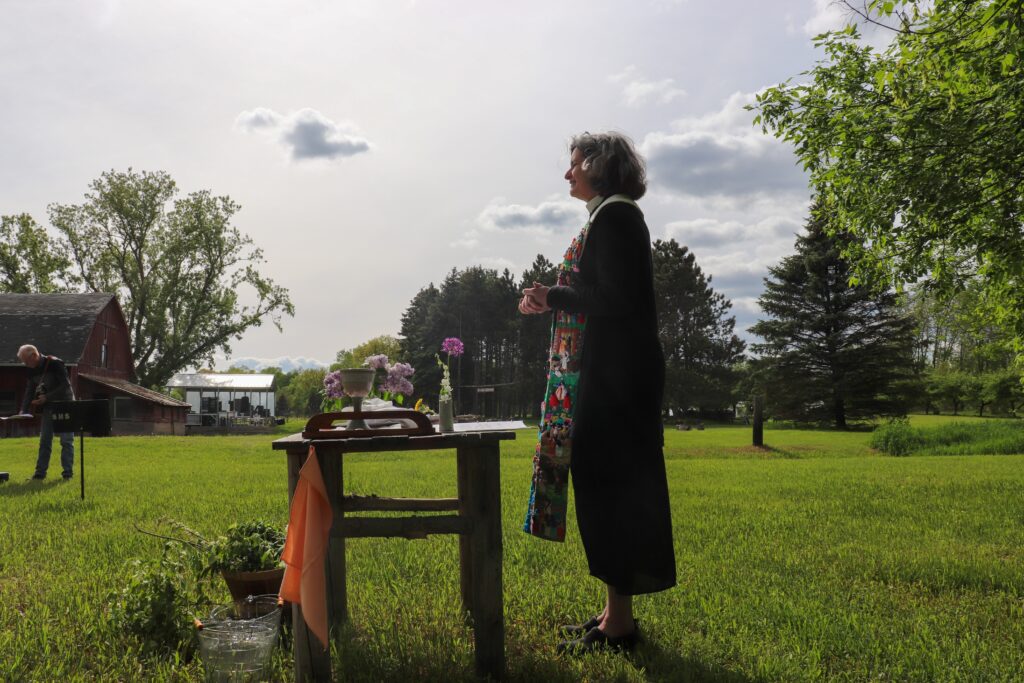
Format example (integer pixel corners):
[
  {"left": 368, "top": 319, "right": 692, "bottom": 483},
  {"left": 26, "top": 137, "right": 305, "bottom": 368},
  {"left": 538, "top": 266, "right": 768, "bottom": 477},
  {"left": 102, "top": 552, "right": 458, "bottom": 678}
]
[{"left": 49, "top": 400, "right": 111, "bottom": 436}]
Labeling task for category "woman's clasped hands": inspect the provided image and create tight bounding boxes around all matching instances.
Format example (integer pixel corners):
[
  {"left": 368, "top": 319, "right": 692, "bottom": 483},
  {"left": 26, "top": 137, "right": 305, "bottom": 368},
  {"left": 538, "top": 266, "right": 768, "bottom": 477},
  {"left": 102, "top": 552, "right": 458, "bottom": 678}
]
[{"left": 519, "top": 281, "right": 551, "bottom": 314}]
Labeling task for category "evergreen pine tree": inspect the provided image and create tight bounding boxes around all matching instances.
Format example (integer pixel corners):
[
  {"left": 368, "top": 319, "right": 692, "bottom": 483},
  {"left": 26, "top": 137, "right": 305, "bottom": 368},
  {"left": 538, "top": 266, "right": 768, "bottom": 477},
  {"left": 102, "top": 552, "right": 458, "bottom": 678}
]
[
  {"left": 653, "top": 239, "right": 746, "bottom": 417},
  {"left": 750, "top": 210, "right": 916, "bottom": 427}
]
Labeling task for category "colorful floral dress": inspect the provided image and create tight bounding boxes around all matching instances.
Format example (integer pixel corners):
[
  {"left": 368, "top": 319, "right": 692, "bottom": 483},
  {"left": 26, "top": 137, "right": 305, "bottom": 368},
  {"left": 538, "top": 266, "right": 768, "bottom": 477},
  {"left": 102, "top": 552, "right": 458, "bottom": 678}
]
[{"left": 522, "top": 218, "right": 591, "bottom": 542}]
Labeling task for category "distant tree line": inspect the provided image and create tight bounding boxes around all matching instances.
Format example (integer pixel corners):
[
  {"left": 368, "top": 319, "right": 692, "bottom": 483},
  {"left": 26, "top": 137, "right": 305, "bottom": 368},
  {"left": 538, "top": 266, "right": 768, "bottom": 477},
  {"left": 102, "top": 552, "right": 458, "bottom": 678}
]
[
  {"left": 266, "top": 242, "right": 748, "bottom": 420},
  {"left": 223, "top": 210, "right": 1024, "bottom": 425},
  {"left": 392, "top": 243, "right": 746, "bottom": 419}
]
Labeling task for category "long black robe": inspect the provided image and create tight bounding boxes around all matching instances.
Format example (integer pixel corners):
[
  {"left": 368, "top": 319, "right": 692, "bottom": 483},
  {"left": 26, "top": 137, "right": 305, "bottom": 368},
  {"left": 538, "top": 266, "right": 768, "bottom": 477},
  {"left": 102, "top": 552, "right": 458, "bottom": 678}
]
[{"left": 547, "top": 200, "right": 676, "bottom": 596}]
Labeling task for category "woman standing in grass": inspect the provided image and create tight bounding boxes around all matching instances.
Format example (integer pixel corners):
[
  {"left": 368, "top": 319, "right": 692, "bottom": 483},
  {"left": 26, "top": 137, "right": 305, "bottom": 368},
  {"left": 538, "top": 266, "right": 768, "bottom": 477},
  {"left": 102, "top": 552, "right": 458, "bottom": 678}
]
[{"left": 519, "top": 131, "right": 676, "bottom": 654}]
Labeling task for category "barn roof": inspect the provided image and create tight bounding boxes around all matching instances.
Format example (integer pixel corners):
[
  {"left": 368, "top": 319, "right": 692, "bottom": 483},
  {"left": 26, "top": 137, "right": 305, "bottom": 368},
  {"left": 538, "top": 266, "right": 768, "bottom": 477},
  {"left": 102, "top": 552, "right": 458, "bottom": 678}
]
[
  {"left": 79, "top": 373, "right": 190, "bottom": 407},
  {"left": 0, "top": 293, "right": 116, "bottom": 365},
  {"left": 166, "top": 373, "right": 276, "bottom": 391}
]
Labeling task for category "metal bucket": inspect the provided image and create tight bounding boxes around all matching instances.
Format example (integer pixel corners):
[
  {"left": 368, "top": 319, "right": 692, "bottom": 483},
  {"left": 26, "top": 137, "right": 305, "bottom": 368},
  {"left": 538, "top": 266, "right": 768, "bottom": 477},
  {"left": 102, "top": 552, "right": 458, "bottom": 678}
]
[{"left": 197, "top": 595, "right": 281, "bottom": 682}]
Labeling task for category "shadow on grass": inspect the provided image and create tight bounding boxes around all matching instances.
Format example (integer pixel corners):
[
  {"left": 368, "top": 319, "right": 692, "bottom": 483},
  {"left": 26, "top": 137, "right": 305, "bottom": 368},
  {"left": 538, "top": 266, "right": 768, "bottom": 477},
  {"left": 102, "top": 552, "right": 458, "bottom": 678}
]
[
  {"left": 328, "top": 622, "right": 757, "bottom": 683},
  {"left": 0, "top": 478, "right": 66, "bottom": 498},
  {"left": 633, "top": 637, "right": 755, "bottom": 683},
  {"left": 763, "top": 420, "right": 875, "bottom": 432},
  {"left": 728, "top": 445, "right": 804, "bottom": 460}
]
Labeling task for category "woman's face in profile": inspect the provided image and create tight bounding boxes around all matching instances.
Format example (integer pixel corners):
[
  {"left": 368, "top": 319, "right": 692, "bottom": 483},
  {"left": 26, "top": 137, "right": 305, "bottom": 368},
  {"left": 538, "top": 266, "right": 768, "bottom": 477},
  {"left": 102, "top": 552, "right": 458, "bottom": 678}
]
[{"left": 564, "top": 148, "right": 597, "bottom": 201}]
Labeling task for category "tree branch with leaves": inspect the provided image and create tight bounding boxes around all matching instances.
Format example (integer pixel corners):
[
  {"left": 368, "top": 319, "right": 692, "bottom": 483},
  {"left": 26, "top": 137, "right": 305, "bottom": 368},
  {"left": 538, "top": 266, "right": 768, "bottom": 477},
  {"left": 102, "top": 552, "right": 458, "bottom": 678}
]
[{"left": 48, "top": 169, "right": 293, "bottom": 387}]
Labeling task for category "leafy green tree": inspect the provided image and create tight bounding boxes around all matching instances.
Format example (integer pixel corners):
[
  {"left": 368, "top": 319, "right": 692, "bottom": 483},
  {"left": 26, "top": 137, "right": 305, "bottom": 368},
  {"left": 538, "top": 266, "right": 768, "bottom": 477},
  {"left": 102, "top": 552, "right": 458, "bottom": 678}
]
[
  {"left": 259, "top": 366, "right": 294, "bottom": 415},
  {"left": 278, "top": 368, "right": 326, "bottom": 417},
  {"left": 0, "top": 214, "right": 73, "bottom": 293},
  {"left": 925, "top": 368, "right": 973, "bottom": 415},
  {"left": 984, "top": 368, "right": 1024, "bottom": 415},
  {"left": 334, "top": 335, "right": 403, "bottom": 370},
  {"left": 755, "top": 0, "right": 1024, "bottom": 357},
  {"left": 905, "top": 281, "right": 1017, "bottom": 374},
  {"left": 225, "top": 365, "right": 256, "bottom": 374},
  {"left": 652, "top": 239, "right": 746, "bottom": 416},
  {"left": 751, "top": 211, "right": 918, "bottom": 427},
  {"left": 48, "top": 169, "right": 293, "bottom": 388}
]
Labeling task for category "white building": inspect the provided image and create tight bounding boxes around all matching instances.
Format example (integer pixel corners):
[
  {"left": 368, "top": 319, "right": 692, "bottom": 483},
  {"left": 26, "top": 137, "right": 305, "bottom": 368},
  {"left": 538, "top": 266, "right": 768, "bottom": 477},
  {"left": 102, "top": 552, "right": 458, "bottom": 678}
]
[{"left": 166, "top": 373, "right": 276, "bottom": 421}]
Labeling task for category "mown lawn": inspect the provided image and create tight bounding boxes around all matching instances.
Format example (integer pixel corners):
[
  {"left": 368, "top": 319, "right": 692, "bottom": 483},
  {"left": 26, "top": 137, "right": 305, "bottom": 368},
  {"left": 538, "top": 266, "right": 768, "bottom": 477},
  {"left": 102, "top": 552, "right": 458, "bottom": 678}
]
[{"left": 2, "top": 417, "right": 1024, "bottom": 681}]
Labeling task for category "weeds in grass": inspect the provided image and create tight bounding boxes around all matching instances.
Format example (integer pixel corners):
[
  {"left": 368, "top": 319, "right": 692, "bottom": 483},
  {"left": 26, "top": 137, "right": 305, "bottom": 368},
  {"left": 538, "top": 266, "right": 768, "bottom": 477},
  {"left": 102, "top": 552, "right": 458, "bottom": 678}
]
[
  {"left": 870, "top": 418, "right": 921, "bottom": 456},
  {"left": 872, "top": 418, "right": 1024, "bottom": 456},
  {"left": 109, "top": 545, "right": 209, "bottom": 658}
]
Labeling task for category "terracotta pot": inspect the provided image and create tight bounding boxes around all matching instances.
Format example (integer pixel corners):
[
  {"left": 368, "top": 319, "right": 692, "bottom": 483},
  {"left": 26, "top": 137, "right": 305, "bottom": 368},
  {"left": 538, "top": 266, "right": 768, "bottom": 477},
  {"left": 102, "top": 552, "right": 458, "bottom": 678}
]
[{"left": 221, "top": 567, "right": 285, "bottom": 602}]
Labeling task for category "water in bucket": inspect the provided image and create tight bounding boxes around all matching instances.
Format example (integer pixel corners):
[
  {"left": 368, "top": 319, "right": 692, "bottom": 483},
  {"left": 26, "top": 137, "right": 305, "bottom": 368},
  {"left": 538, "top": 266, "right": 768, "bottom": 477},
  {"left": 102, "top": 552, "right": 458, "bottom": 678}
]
[{"left": 197, "top": 595, "right": 281, "bottom": 683}]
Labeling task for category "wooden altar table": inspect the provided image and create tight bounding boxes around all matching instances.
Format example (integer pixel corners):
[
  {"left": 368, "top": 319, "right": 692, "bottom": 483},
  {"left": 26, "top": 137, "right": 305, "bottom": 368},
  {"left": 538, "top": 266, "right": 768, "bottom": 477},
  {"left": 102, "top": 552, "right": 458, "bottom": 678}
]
[{"left": 272, "top": 429, "right": 515, "bottom": 681}]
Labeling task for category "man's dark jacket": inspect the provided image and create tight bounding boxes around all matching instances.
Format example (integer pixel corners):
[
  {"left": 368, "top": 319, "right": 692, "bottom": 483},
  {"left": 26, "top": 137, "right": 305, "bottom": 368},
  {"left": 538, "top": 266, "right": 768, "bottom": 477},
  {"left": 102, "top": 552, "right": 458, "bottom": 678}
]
[{"left": 21, "top": 355, "right": 74, "bottom": 413}]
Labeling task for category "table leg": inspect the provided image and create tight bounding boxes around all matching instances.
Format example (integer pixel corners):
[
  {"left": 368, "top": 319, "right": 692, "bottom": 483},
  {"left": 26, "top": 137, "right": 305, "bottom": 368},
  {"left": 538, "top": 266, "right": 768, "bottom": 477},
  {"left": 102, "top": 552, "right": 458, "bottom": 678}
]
[
  {"left": 319, "top": 451, "right": 348, "bottom": 627},
  {"left": 456, "top": 447, "right": 473, "bottom": 617},
  {"left": 463, "top": 443, "right": 505, "bottom": 680},
  {"left": 288, "top": 449, "right": 332, "bottom": 682}
]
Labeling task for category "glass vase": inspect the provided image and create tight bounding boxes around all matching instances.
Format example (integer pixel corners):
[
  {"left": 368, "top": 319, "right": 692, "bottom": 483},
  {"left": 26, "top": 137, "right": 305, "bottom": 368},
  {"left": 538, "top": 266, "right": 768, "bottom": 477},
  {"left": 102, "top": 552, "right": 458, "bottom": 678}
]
[{"left": 438, "top": 397, "right": 454, "bottom": 433}]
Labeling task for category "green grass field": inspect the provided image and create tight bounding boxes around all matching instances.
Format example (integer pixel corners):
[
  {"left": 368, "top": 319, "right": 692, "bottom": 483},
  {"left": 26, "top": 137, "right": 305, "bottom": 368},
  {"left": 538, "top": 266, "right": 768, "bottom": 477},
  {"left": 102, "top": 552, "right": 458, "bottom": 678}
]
[{"left": 2, "top": 416, "right": 1024, "bottom": 682}]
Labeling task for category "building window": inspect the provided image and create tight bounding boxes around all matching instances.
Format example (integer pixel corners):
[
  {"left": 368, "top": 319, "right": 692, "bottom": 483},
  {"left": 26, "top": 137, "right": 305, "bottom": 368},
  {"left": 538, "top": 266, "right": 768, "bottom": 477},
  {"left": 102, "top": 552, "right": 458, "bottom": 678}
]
[
  {"left": 100, "top": 343, "right": 108, "bottom": 368},
  {"left": 113, "top": 397, "right": 134, "bottom": 420},
  {"left": 0, "top": 391, "right": 15, "bottom": 414}
]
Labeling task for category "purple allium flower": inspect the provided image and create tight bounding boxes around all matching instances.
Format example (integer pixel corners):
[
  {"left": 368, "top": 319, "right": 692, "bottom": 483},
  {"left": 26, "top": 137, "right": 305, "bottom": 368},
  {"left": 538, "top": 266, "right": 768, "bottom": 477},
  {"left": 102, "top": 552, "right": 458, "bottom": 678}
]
[
  {"left": 323, "top": 370, "right": 345, "bottom": 399},
  {"left": 441, "top": 337, "right": 464, "bottom": 357},
  {"left": 365, "top": 354, "right": 389, "bottom": 370}
]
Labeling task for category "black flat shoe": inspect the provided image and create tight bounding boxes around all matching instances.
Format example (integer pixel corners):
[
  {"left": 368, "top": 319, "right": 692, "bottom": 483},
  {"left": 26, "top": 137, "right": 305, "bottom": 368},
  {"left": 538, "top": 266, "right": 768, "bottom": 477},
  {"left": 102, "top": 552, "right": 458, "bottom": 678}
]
[
  {"left": 559, "top": 614, "right": 601, "bottom": 636},
  {"left": 556, "top": 626, "right": 639, "bottom": 655}
]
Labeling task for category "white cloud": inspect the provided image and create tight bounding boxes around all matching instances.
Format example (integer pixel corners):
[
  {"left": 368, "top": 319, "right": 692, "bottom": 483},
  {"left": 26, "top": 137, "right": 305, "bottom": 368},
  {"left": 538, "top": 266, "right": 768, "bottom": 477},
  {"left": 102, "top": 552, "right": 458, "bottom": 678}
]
[
  {"left": 475, "top": 196, "right": 583, "bottom": 236},
  {"left": 450, "top": 230, "right": 481, "bottom": 249},
  {"left": 640, "top": 91, "right": 807, "bottom": 200},
  {"left": 447, "top": 196, "right": 588, "bottom": 278},
  {"left": 236, "top": 107, "right": 282, "bottom": 130},
  {"left": 802, "top": 0, "right": 898, "bottom": 49},
  {"left": 609, "top": 65, "right": 686, "bottom": 107},
  {"left": 731, "top": 296, "right": 762, "bottom": 316},
  {"left": 804, "top": 0, "right": 850, "bottom": 36},
  {"left": 477, "top": 256, "right": 518, "bottom": 273},
  {"left": 216, "top": 355, "right": 328, "bottom": 373},
  {"left": 235, "top": 107, "right": 372, "bottom": 162},
  {"left": 95, "top": 0, "right": 120, "bottom": 27},
  {"left": 665, "top": 214, "right": 801, "bottom": 251}
]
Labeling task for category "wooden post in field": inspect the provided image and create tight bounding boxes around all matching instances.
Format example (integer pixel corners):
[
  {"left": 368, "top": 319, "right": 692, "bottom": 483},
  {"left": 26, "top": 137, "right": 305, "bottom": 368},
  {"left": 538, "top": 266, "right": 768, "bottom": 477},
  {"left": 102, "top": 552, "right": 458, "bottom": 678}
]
[{"left": 753, "top": 394, "right": 764, "bottom": 447}]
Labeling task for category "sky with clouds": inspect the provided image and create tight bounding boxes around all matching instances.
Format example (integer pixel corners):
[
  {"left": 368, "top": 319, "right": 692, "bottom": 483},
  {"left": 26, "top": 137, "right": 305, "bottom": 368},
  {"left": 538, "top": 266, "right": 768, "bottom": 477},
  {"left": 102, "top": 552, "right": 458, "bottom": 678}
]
[{"left": 0, "top": 0, "right": 864, "bottom": 370}]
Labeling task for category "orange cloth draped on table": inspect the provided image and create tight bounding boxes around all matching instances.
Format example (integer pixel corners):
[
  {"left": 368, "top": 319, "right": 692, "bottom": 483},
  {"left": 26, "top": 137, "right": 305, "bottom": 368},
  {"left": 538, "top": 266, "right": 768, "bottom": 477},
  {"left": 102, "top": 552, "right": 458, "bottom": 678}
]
[{"left": 280, "top": 445, "right": 334, "bottom": 650}]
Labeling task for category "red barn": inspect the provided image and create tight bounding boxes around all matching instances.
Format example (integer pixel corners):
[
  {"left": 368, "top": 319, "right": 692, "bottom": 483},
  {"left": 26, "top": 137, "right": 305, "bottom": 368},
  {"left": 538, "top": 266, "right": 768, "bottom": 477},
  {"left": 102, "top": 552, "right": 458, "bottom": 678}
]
[{"left": 0, "top": 293, "right": 189, "bottom": 436}]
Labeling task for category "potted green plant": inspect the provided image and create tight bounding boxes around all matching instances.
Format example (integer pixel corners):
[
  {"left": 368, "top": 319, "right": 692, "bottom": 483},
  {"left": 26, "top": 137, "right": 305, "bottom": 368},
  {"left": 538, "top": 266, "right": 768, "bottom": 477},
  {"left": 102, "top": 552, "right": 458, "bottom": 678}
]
[{"left": 203, "top": 520, "right": 286, "bottom": 602}]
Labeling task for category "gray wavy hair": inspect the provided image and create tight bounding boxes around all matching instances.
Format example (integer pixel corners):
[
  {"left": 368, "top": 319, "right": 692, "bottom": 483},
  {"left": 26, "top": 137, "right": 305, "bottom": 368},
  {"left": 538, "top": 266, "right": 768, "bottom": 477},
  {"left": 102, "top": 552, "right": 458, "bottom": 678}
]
[{"left": 570, "top": 131, "right": 647, "bottom": 200}]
